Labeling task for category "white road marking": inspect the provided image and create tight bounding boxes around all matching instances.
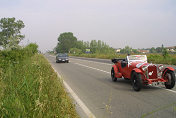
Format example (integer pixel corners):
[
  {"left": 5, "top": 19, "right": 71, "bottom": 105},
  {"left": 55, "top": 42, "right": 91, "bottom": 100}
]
[
  {"left": 47, "top": 56, "right": 96, "bottom": 118},
  {"left": 74, "top": 62, "right": 110, "bottom": 74},
  {"left": 70, "top": 57, "right": 112, "bottom": 65},
  {"left": 52, "top": 67, "right": 96, "bottom": 118},
  {"left": 74, "top": 62, "right": 176, "bottom": 94},
  {"left": 164, "top": 89, "right": 176, "bottom": 94},
  {"left": 63, "top": 81, "right": 96, "bottom": 118},
  {"left": 49, "top": 55, "right": 176, "bottom": 94},
  {"left": 49, "top": 55, "right": 55, "bottom": 58}
]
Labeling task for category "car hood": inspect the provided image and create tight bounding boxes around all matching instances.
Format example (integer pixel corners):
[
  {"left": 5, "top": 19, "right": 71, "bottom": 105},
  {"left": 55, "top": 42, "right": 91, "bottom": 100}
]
[{"left": 129, "top": 61, "right": 153, "bottom": 69}]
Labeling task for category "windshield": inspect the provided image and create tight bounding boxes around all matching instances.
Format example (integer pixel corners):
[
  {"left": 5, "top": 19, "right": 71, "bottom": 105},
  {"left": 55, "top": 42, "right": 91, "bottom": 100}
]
[
  {"left": 127, "top": 55, "right": 147, "bottom": 62},
  {"left": 57, "top": 53, "right": 68, "bottom": 57}
]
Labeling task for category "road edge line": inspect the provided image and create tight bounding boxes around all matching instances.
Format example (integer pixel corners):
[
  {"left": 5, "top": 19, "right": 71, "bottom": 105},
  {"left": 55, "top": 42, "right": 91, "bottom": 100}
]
[
  {"left": 51, "top": 65, "right": 96, "bottom": 118},
  {"left": 48, "top": 55, "right": 176, "bottom": 94}
]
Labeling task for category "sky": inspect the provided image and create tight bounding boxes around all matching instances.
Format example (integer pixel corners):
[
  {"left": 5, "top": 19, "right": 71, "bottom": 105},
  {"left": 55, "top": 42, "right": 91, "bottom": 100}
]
[{"left": 0, "top": 0, "right": 176, "bottom": 52}]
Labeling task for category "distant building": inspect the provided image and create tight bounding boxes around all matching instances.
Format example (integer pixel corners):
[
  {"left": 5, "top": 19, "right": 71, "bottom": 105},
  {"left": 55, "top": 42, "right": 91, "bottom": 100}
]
[
  {"left": 166, "top": 46, "right": 176, "bottom": 52},
  {"left": 85, "top": 48, "right": 91, "bottom": 53},
  {"left": 114, "top": 48, "right": 121, "bottom": 53},
  {"left": 138, "top": 49, "right": 149, "bottom": 54}
]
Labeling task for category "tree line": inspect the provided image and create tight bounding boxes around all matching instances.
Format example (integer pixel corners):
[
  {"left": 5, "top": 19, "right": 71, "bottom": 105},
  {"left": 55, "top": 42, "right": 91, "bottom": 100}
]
[{"left": 54, "top": 32, "right": 115, "bottom": 54}]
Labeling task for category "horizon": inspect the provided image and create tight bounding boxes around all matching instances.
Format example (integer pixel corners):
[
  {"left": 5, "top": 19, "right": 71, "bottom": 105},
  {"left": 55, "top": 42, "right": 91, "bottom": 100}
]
[{"left": 0, "top": 0, "right": 176, "bottom": 52}]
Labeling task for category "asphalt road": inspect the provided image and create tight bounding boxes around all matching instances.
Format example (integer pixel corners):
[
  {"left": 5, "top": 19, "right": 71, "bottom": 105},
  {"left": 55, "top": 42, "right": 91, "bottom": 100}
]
[{"left": 45, "top": 55, "right": 176, "bottom": 118}]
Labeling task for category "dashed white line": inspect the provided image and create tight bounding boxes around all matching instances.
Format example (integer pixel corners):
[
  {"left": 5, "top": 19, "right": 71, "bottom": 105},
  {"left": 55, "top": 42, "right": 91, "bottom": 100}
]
[
  {"left": 74, "top": 62, "right": 110, "bottom": 74},
  {"left": 74, "top": 62, "right": 176, "bottom": 94},
  {"left": 49, "top": 55, "right": 176, "bottom": 94},
  {"left": 70, "top": 57, "right": 112, "bottom": 65}
]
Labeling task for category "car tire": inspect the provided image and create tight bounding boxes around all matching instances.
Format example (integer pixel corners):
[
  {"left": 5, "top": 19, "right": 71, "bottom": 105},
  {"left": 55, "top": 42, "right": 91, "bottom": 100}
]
[
  {"left": 111, "top": 67, "right": 117, "bottom": 82},
  {"left": 131, "top": 72, "right": 142, "bottom": 91},
  {"left": 67, "top": 61, "right": 69, "bottom": 63},
  {"left": 56, "top": 61, "right": 58, "bottom": 63},
  {"left": 164, "top": 70, "right": 175, "bottom": 89}
]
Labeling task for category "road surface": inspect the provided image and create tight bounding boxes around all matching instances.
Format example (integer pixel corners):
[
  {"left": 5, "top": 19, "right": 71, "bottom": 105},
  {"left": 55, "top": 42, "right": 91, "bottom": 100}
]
[{"left": 45, "top": 55, "right": 176, "bottom": 118}]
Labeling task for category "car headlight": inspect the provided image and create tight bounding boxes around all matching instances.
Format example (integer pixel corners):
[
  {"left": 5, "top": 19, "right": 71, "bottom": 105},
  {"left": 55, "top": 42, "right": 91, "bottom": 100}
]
[
  {"left": 158, "top": 65, "right": 164, "bottom": 71},
  {"left": 142, "top": 65, "right": 148, "bottom": 72}
]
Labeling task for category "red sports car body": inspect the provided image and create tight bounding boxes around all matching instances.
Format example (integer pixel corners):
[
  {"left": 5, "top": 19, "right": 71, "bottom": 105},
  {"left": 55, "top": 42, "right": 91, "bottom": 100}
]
[{"left": 111, "top": 55, "right": 175, "bottom": 91}]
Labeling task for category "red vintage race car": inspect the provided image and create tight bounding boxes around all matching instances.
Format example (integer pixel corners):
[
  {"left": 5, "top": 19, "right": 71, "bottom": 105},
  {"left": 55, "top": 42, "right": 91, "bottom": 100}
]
[{"left": 111, "top": 55, "right": 175, "bottom": 91}]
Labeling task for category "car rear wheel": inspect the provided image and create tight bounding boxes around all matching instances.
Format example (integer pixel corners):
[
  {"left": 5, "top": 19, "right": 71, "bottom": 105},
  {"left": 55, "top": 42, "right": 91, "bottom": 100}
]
[
  {"left": 164, "top": 70, "right": 175, "bottom": 89},
  {"left": 131, "top": 72, "right": 142, "bottom": 91},
  {"left": 111, "top": 67, "right": 117, "bottom": 82}
]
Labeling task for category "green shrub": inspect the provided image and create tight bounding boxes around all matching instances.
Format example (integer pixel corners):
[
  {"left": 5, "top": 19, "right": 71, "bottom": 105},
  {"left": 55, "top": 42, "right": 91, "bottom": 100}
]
[
  {"left": 0, "top": 43, "right": 79, "bottom": 117},
  {"left": 0, "top": 55, "right": 78, "bottom": 117},
  {"left": 171, "top": 58, "right": 176, "bottom": 65}
]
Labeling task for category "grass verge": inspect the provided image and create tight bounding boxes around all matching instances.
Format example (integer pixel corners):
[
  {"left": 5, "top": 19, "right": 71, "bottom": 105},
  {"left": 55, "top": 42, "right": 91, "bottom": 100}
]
[{"left": 0, "top": 53, "right": 79, "bottom": 118}]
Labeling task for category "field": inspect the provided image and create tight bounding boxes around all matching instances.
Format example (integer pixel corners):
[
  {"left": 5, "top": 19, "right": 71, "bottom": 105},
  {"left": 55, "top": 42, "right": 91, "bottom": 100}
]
[
  {"left": 70, "top": 53, "right": 176, "bottom": 65},
  {"left": 0, "top": 46, "right": 79, "bottom": 118}
]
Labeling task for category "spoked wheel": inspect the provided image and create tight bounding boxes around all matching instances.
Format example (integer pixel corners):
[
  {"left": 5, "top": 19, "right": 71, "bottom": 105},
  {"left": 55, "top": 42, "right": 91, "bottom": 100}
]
[
  {"left": 111, "top": 67, "right": 117, "bottom": 82},
  {"left": 131, "top": 72, "right": 142, "bottom": 91},
  {"left": 164, "top": 71, "right": 175, "bottom": 89}
]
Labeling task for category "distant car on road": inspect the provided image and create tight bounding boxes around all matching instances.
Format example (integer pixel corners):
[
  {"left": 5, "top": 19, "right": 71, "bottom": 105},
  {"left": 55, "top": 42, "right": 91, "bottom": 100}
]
[
  {"left": 111, "top": 55, "right": 175, "bottom": 91},
  {"left": 56, "top": 53, "right": 69, "bottom": 63}
]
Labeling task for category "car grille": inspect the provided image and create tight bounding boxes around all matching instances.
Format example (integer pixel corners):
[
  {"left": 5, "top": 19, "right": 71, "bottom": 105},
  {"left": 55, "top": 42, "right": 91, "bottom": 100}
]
[{"left": 148, "top": 65, "right": 157, "bottom": 79}]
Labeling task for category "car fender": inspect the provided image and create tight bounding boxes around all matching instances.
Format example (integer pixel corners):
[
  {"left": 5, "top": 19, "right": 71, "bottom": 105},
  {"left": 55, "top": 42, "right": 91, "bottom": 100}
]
[
  {"left": 132, "top": 68, "right": 143, "bottom": 73},
  {"left": 162, "top": 67, "right": 175, "bottom": 78},
  {"left": 130, "top": 68, "right": 143, "bottom": 79},
  {"left": 112, "top": 65, "right": 122, "bottom": 78},
  {"left": 112, "top": 65, "right": 118, "bottom": 73}
]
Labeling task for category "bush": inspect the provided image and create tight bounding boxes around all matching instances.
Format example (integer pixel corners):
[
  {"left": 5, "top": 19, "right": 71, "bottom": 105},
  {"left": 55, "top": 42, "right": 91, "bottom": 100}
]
[
  {"left": 0, "top": 44, "right": 79, "bottom": 117},
  {"left": 171, "top": 58, "right": 176, "bottom": 65},
  {"left": 0, "top": 43, "right": 38, "bottom": 69}
]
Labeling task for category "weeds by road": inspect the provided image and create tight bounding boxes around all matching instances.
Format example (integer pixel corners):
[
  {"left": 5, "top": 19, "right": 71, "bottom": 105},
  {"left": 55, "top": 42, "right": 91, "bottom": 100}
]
[{"left": 0, "top": 45, "right": 79, "bottom": 118}]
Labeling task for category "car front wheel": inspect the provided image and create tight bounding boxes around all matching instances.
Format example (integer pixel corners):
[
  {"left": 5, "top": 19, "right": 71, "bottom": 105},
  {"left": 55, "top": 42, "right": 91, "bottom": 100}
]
[
  {"left": 131, "top": 72, "right": 142, "bottom": 91},
  {"left": 164, "top": 70, "right": 175, "bottom": 89},
  {"left": 111, "top": 67, "right": 117, "bottom": 82}
]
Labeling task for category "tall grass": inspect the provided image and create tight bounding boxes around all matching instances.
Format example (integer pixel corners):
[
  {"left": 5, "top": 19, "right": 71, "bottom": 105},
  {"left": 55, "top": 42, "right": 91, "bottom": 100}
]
[{"left": 0, "top": 44, "right": 79, "bottom": 118}]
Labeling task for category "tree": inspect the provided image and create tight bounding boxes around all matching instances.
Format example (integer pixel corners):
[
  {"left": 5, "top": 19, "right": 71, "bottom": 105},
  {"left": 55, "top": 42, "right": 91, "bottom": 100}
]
[
  {"left": 161, "top": 44, "right": 164, "bottom": 52},
  {"left": 90, "top": 40, "right": 97, "bottom": 53},
  {"left": 132, "top": 49, "right": 139, "bottom": 54},
  {"left": 56, "top": 32, "right": 77, "bottom": 53},
  {"left": 162, "top": 48, "right": 168, "bottom": 59},
  {"left": 76, "top": 40, "right": 86, "bottom": 52},
  {"left": 156, "top": 47, "right": 162, "bottom": 53},
  {"left": 149, "top": 47, "right": 156, "bottom": 53},
  {"left": 0, "top": 17, "right": 25, "bottom": 49},
  {"left": 120, "top": 46, "right": 132, "bottom": 54}
]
